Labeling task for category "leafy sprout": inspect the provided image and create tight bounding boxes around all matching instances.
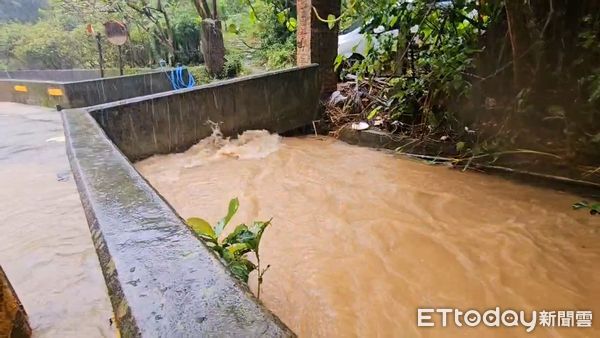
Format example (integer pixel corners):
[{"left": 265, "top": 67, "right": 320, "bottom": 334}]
[{"left": 186, "top": 198, "right": 272, "bottom": 299}]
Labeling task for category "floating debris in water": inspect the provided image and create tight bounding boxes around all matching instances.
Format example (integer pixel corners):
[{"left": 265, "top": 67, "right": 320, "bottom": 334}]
[
  {"left": 351, "top": 121, "right": 370, "bottom": 130},
  {"left": 46, "top": 136, "right": 65, "bottom": 143},
  {"left": 56, "top": 170, "right": 71, "bottom": 182},
  {"left": 329, "top": 91, "right": 347, "bottom": 106}
]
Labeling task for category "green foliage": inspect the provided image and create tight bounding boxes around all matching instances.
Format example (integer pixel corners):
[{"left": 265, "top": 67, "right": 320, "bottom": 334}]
[
  {"left": 221, "top": 52, "right": 244, "bottom": 78},
  {"left": 578, "top": 14, "right": 600, "bottom": 105},
  {"left": 125, "top": 27, "right": 156, "bottom": 67},
  {"left": 0, "top": 22, "right": 23, "bottom": 69},
  {"left": 1, "top": 19, "right": 96, "bottom": 69},
  {"left": 188, "top": 65, "right": 212, "bottom": 84},
  {"left": 225, "top": 0, "right": 296, "bottom": 70},
  {"left": 587, "top": 72, "right": 600, "bottom": 104},
  {"left": 221, "top": 0, "right": 247, "bottom": 19},
  {"left": 188, "top": 61, "right": 246, "bottom": 84},
  {"left": 1, "top": 0, "right": 295, "bottom": 72},
  {"left": 256, "top": 0, "right": 296, "bottom": 43},
  {"left": 171, "top": 6, "right": 202, "bottom": 64},
  {"left": 0, "top": 0, "right": 46, "bottom": 23},
  {"left": 367, "top": 106, "right": 381, "bottom": 120},
  {"left": 0, "top": 0, "right": 205, "bottom": 69},
  {"left": 341, "top": 0, "right": 488, "bottom": 130},
  {"left": 186, "top": 198, "right": 272, "bottom": 298},
  {"left": 572, "top": 201, "right": 600, "bottom": 216},
  {"left": 0, "top": 2, "right": 102, "bottom": 69},
  {"left": 261, "top": 35, "right": 295, "bottom": 70}
]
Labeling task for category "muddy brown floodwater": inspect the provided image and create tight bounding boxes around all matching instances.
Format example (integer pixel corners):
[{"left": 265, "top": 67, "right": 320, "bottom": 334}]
[
  {"left": 0, "top": 103, "right": 114, "bottom": 337},
  {"left": 136, "top": 130, "right": 600, "bottom": 338}
]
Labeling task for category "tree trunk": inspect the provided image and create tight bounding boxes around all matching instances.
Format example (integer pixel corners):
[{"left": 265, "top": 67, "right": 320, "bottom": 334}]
[
  {"left": 201, "top": 19, "right": 226, "bottom": 76},
  {"left": 162, "top": 17, "right": 176, "bottom": 65},
  {"left": 505, "top": 0, "right": 536, "bottom": 90}
]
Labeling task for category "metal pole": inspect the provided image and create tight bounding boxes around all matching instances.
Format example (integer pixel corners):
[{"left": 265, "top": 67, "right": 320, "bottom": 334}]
[
  {"left": 118, "top": 45, "right": 123, "bottom": 76},
  {"left": 95, "top": 33, "right": 104, "bottom": 78}
]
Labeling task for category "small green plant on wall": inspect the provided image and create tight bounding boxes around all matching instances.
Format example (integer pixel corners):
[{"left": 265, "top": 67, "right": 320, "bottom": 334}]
[
  {"left": 573, "top": 201, "right": 600, "bottom": 215},
  {"left": 186, "top": 198, "right": 271, "bottom": 299}
]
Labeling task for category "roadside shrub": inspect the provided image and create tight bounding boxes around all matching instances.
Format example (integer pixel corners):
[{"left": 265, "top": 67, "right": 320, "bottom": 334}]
[
  {"left": 261, "top": 35, "right": 296, "bottom": 70},
  {"left": 221, "top": 53, "right": 244, "bottom": 78},
  {"left": 187, "top": 65, "right": 212, "bottom": 84}
]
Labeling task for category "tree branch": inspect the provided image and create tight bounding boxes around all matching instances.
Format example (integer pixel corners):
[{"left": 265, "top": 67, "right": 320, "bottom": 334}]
[{"left": 192, "top": 0, "right": 213, "bottom": 19}]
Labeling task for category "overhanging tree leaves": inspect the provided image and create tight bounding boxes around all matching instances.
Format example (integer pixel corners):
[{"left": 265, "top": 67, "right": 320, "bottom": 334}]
[
  {"left": 58, "top": 0, "right": 182, "bottom": 66},
  {"left": 329, "top": 0, "right": 599, "bottom": 178},
  {"left": 122, "top": 0, "right": 177, "bottom": 65}
]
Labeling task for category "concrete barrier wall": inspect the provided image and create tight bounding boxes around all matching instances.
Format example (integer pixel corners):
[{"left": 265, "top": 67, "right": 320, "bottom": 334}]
[
  {"left": 91, "top": 65, "right": 321, "bottom": 161},
  {"left": 63, "top": 71, "right": 180, "bottom": 108},
  {"left": 0, "top": 79, "right": 68, "bottom": 108},
  {"left": 0, "top": 69, "right": 187, "bottom": 108},
  {"left": 0, "top": 69, "right": 150, "bottom": 82},
  {"left": 61, "top": 65, "right": 321, "bottom": 336}
]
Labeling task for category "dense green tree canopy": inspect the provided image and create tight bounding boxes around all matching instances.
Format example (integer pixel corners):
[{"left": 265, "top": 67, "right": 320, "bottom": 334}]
[{"left": 0, "top": 0, "right": 47, "bottom": 23}]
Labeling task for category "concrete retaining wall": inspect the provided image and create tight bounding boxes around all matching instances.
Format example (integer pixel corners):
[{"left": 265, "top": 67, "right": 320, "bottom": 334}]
[
  {"left": 0, "top": 69, "right": 150, "bottom": 82},
  {"left": 61, "top": 65, "right": 320, "bottom": 336},
  {"left": 63, "top": 71, "right": 180, "bottom": 108},
  {"left": 0, "top": 70, "right": 187, "bottom": 109},
  {"left": 0, "top": 79, "right": 68, "bottom": 108},
  {"left": 92, "top": 65, "right": 321, "bottom": 161},
  {"left": 338, "top": 127, "right": 600, "bottom": 198}
]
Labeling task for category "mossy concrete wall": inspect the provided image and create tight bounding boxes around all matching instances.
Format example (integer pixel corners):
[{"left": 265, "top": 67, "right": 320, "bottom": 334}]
[{"left": 91, "top": 65, "right": 321, "bottom": 161}]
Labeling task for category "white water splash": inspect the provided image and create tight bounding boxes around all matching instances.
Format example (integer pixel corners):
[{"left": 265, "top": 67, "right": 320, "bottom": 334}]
[{"left": 182, "top": 122, "right": 281, "bottom": 168}]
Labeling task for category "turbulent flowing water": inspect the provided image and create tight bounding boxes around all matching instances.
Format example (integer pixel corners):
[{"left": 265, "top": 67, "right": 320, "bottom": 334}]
[
  {"left": 0, "top": 103, "right": 114, "bottom": 337},
  {"left": 136, "top": 129, "right": 600, "bottom": 338}
]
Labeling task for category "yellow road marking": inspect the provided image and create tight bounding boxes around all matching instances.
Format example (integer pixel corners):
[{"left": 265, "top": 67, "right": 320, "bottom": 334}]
[{"left": 47, "top": 88, "right": 64, "bottom": 96}]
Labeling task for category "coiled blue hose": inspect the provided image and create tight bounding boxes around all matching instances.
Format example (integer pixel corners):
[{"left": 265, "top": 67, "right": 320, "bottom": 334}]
[{"left": 167, "top": 66, "right": 196, "bottom": 90}]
